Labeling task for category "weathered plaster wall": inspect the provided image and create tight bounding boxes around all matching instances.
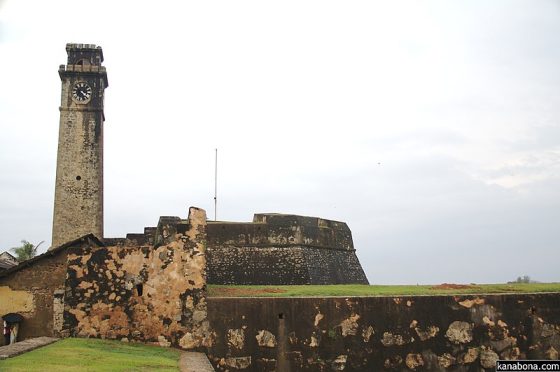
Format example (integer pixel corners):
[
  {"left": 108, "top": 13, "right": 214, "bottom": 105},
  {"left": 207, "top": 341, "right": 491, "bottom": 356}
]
[
  {"left": 207, "top": 293, "right": 560, "bottom": 371},
  {"left": 63, "top": 207, "right": 214, "bottom": 349},
  {"left": 0, "top": 286, "right": 34, "bottom": 315},
  {"left": 0, "top": 250, "right": 68, "bottom": 344},
  {"left": 206, "top": 214, "right": 368, "bottom": 285}
]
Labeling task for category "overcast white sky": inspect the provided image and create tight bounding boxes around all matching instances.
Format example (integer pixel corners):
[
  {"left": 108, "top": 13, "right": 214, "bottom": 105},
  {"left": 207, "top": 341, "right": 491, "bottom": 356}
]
[{"left": 1, "top": 1, "right": 559, "bottom": 284}]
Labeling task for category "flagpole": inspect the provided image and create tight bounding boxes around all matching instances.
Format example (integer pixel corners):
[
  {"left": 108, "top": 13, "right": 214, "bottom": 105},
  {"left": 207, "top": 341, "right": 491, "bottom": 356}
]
[{"left": 214, "top": 148, "right": 218, "bottom": 221}]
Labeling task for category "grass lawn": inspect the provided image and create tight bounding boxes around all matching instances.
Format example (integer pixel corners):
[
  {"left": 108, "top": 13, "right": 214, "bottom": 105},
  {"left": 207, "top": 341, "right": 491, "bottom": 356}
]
[
  {"left": 0, "top": 338, "right": 180, "bottom": 372},
  {"left": 208, "top": 282, "right": 560, "bottom": 297}
]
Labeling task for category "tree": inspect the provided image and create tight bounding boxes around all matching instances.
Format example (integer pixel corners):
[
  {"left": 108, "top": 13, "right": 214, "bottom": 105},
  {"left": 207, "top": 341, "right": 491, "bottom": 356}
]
[
  {"left": 10, "top": 240, "right": 43, "bottom": 263},
  {"left": 515, "top": 275, "right": 531, "bottom": 283}
]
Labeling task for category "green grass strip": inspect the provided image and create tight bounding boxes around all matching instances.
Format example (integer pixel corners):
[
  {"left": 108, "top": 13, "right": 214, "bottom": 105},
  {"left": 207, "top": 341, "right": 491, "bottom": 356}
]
[
  {"left": 0, "top": 338, "right": 180, "bottom": 372},
  {"left": 208, "top": 283, "right": 560, "bottom": 297}
]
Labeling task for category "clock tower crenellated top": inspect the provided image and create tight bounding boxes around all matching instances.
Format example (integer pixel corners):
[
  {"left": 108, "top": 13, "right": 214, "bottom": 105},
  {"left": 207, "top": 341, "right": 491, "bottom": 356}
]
[{"left": 65, "top": 43, "right": 104, "bottom": 66}]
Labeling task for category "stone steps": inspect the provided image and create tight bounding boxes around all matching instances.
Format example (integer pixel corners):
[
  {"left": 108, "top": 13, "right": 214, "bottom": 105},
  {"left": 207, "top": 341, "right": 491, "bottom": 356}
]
[
  {"left": 0, "top": 337, "right": 59, "bottom": 360},
  {"left": 179, "top": 351, "right": 215, "bottom": 372}
]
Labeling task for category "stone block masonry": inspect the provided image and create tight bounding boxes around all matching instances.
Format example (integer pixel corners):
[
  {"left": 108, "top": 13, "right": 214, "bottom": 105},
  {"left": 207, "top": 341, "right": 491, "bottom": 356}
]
[
  {"left": 207, "top": 293, "right": 560, "bottom": 371},
  {"left": 206, "top": 246, "right": 367, "bottom": 285},
  {"left": 123, "top": 213, "right": 369, "bottom": 285},
  {"left": 2, "top": 204, "right": 560, "bottom": 371},
  {"left": 52, "top": 107, "right": 104, "bottom": 247},
  {"left": 206, "top": 214, "right": 369, "bottom": 285},
  {"left": 1, "top": 208, "right": 368, "bottom": 349},
  {"left": 51, "top": 43, "right": 108, "bottom": 248}
]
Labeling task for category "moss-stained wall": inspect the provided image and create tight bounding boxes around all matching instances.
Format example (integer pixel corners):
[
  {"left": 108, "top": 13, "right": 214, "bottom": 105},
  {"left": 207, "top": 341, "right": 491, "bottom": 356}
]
[
  {"left": 207, "top": 247, "right": 309, "bottom": 285},
  {"left": 63, "top": 207, "right": 214, "bottom": 349},
  {"left": 206, "top": 214, "right": 369, "bottom": 285},
  {"left": 207, "top": 293, "right": 560, "bottom": 371},
  {"left": 207, "top": 247, "right": 368, "bottom": 285}
]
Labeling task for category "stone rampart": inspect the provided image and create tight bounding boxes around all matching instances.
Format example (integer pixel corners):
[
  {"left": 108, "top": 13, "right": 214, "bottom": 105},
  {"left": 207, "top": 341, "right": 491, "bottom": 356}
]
[
  {"left": 207, "top": 293, "right": 560, "bottom": 371},
  {"left": 206, "top": 214, "right": 368, "bottom": 285},
  {"left": 118, "top": 213, "right": 369, "bottom": 285}
]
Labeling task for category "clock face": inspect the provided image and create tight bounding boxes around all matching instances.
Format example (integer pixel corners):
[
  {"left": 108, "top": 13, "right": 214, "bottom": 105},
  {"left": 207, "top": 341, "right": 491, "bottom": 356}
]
[{"left": 72, "top": 82, "right": 92, "bottom": 103}]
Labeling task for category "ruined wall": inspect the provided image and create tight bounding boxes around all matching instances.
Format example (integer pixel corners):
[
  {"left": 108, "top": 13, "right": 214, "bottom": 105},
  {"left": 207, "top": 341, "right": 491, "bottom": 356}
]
[
  {"left": 206, "top": 214, "right": 368, "bottom": 285},
  {"left": 207, "top": 293, "right": 560, "bottom": 371},
  {"left": 0, "top": 250, "right": 68, "bottom": 344},
  {"left": 63, "top": 207, "right": 214, "bottom": 349}
]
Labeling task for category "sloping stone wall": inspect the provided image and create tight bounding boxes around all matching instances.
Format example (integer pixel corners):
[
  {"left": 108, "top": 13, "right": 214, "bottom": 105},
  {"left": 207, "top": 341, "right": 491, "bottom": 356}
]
[
  {"left": 207, "top": 247, "right": 309, "bottom": 285},
  {"left": 304, "top": 247, "right": 370, "bottom": 285},
  {"left": 207, "top": 293, "right": 560, "bottom": 371},
  {"left": 207, "top": 246, "right": 368, "bottom": 285},
  {"left": 206, "top": 214, "right": 368, "bottom": 285}
]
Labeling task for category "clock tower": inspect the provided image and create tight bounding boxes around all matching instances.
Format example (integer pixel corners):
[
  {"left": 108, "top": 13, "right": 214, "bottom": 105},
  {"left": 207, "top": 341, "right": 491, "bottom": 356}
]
[{"left": 51, "top": 43, "right": 108, "bottom": 248}]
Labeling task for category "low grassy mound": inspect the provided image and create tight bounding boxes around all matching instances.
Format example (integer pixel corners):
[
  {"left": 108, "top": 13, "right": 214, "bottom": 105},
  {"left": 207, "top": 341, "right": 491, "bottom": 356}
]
[
  {"left": 0, "top": 338, "right": 180, "bottom": 372},
  {"left": 208, "top": 282, "right": 560, "bottom": 297}
]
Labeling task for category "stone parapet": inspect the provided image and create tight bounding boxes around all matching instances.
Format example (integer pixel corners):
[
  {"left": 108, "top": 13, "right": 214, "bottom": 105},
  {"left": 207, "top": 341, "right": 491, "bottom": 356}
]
[{"left": 208, "top": 214, "right": 354, "bottom": 250}]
